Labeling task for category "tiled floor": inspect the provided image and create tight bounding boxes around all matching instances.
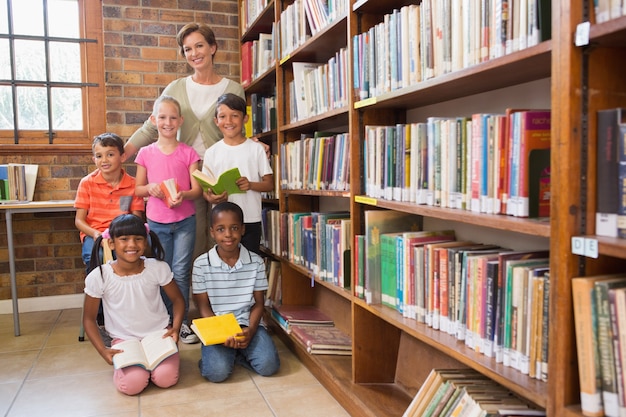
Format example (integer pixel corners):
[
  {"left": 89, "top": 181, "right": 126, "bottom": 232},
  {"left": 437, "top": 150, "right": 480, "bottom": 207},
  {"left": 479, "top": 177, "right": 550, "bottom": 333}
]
[{"left": 0, "top": 308, "right": 350, "bottom": 417}]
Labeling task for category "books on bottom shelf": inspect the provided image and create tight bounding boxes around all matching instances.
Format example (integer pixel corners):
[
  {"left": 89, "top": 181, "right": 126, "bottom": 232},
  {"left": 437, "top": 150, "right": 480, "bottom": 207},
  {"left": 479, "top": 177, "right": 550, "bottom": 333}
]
[
  {"left": 270, "top": 304, "right": 334, "bottom": 334},
  {"left": 111, "top": 329, "right": 178, "bottom": 370},
  {"left": 291, "top": 325, "right": 352, "bottom": 355},
  {"left": 402, "top": 368, "right": 545, "bottom": 417}
]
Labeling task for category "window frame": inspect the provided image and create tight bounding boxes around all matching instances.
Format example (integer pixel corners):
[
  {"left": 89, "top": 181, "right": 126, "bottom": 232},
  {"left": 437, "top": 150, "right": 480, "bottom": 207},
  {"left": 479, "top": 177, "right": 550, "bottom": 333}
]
[{"left": 0, "top": 0, "right": 105, "bottom": 147}]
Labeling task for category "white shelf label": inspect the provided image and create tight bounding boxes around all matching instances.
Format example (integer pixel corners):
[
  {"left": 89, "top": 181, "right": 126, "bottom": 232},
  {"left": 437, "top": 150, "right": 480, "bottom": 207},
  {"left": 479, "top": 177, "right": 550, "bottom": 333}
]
[
  {"left": 575, "top": 22, "right": 590, "bottom": 46},
  {"left": 571, "top": 236, "right": 599, "bottom": 258}
]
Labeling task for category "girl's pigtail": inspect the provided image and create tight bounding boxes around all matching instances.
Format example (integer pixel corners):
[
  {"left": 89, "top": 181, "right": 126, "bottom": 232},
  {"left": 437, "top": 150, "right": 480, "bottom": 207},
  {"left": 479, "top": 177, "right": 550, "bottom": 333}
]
[
  {"left": 87, "top": 235, "right": 105, "bottom": 277},
  {"left": 148, "top": 230, "right": 165, "bottom": 261}
]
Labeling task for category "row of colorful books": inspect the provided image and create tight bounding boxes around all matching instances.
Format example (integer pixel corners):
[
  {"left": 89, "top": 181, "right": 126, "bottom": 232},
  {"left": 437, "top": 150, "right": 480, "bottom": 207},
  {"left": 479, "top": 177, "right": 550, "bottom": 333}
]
[
  {"left": 287, "top": 51, "right": 349, "bottom": 123},
  {"left": 239, "top": 0, "right": 270, "bottom": 35},
  {"left": 0, "top": 164, "right": 38, "bottom": 202},
  {"left": 572, "top": 273, "right": 626, "bottom": 417},
  {"left": 356, "top": 210, "right": 550, "bottom": 380},
  {"left": 363, "top": 109, "right": 551, "bottom": 218},
  {"left": 595, "top": 108, "right": 626, "bottom": 239},
  {"left": 261, "top": 210, "right": 352, "bottom": 288},
  {"left": 241, "top": 31, "right": 276, "bottom": 88},
  {"left": 353, "top": 1, "right": 551, "bottom": 101},
  {"left": 278, "top": 0, "right": 348, "bottom": 59},
  {"left": 279, "top": 131, "right": 350, "bottom": 192},
  {"left": 402, "top": 368, "right": 546, "bottom": 417},
  {"left": 269, "top": 304, "right": 351, "bottom": 355}
]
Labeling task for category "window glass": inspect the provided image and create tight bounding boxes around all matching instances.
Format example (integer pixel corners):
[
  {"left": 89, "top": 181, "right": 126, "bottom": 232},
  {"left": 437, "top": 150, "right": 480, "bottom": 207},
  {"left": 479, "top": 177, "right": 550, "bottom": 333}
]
[
  {"left": 0, "top": 86, "right": 14, "bottom": 129},
  {"left": 0, "top": 39, "right": 10, "bottom": 79},
  {"left": 17, "top": 86, "right": 48, "bottom": 129},
  {"left": 50, "top": 41, "right": 81, "bottom": 82},
  {"left": 48, "top": 0, "right": 79, "bottom": 38},
  {"left": 51, "top": 87, "right": 82, "bottom": 130},
  {"left": 14, "top": 40, "right": 46, "bottom": 81},
  {"left": 12, "top": 0, "right": 44, "bottom": 36}
]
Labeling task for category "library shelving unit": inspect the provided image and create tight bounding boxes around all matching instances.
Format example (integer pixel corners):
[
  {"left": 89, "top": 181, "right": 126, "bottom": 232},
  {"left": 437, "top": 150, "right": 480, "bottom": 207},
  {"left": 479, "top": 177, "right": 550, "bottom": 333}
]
[{"left": 238, "top": 0, "right": 626, "bottom": 416}]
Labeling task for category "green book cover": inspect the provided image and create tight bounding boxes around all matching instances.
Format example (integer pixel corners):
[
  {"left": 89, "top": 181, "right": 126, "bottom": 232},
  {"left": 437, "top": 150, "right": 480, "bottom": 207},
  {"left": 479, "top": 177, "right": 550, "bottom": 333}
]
[{"left": 192, "top": 167, "right": 244, "bottom": 195}]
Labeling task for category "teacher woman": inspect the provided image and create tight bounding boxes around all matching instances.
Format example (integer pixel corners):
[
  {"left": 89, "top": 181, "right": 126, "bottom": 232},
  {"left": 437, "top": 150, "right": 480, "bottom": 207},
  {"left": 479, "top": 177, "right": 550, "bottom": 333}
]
[{"left": 124, "top": 23, "right": 252, "bottom": 261}]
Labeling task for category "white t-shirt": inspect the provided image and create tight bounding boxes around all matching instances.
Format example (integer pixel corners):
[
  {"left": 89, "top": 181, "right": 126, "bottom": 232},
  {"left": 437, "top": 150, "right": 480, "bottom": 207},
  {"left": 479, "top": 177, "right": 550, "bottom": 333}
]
[
  {"left": 186, "top": 76, "right": 228, "bottom": 158},
  {"left": 203, "top": 138, "right": 273, "bottom": 223},
  {"left": 84, "top": 258, "right": 173, "bottom": 341}
]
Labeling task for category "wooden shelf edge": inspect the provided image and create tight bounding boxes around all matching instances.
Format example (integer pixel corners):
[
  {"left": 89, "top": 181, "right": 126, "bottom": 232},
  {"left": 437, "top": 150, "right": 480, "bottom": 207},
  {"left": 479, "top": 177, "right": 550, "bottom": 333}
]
[
  {"left": 353, "top": 298, "right": 547, "bottom": 408},
  {"left": 355, "top": 196, "right": 551, "bottom": 237},
  {"left": 269, "top": 321, "right": 412, "bottom": 417},
  {"left": 353, "top": 42, "right": 551, "bottom": 110},
  {"left": 281, "top": 258, "right": 353, "bottom": 300},
  {"left": 593, "top": 235, "right": 626, "bottom": 259}
]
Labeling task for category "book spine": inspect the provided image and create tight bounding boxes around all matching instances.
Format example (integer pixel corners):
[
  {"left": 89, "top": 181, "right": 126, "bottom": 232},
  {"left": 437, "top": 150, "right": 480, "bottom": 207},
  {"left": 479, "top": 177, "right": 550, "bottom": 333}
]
[
  {"left": 573, "top": 277, "right": 605, "bottom": 417},
  {"left": 596, "top": 279, "right": 625, "bottom": 415},
  {"left": 618, "top": 111, "right": 626, "bottom": 238}
]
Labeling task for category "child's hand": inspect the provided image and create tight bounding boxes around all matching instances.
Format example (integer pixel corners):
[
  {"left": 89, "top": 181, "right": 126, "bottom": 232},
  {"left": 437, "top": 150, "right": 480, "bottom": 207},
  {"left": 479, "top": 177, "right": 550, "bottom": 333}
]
[
  {"left": 148, "top": 183, "right": 165, "bottom": 199},
  {"left": 236, "top": 176, "right": 251, "bottom": 192},
  {"left": 104, "top": 347, "right": 123, "bottom": 365},
  {"left": 227, "top": 328, "right": 252, "bottom": 349},
  {"left": 204, "top": 189, "right": 228, "bottom": 204},
  {"left": 164, "top": 327, "right": 179, "bottom": 344},
  {"left": 168, "top": 191, "right": 184, "bottom": 208}
]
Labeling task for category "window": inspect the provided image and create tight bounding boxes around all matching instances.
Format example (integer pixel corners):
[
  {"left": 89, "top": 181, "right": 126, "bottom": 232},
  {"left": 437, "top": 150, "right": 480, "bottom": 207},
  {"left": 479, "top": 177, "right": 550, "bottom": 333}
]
[{"left": 0, "top": 0, "right": 105, "bottom": 145}]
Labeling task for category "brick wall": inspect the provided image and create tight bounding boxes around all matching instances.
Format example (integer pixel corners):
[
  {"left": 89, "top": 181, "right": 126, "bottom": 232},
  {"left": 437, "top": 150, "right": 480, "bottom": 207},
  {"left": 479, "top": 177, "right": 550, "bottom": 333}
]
[{"left": 0, "top": 0, "right": 240, "bottom": 301}]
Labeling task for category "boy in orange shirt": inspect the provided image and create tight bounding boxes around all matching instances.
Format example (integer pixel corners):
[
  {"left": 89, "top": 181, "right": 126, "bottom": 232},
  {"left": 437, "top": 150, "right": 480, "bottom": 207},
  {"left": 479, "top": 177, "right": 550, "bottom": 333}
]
[{"left": 75, "top": 133, "right": 145, "bottom": 268}]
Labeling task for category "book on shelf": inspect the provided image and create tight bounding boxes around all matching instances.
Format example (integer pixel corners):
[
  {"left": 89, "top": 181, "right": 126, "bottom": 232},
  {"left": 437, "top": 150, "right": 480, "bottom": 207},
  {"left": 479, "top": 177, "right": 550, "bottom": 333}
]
[
  {"left": 572, "top": 275, "right": 608, "bottom": 417},
  {"left": 192, "top": 168, "right": 244, "bottom": 196},
  {"left": 494, "top": 251, "right": 549, "bottom": 366},
  {"left": 507, "top": 110, "right": 551, "bottom": 218},
  {"left": 190, "top": 313, "right": 243, "bottom": 346},
  {"left": 290, "top": 325, "right": 352, "bottom": 355},
  {"left": 264, "top": 259, "right": 281, "bottom": 307},
  {"left": 502, "top": 257, "right": 549, "bottom": 371},
  {"left": 273, "top": 304, "right": 334, "bottom": 326},
  {"left": 595, "top": 108, "right": 625, "bottom": 237},
  {"left": 364, "top": 210, "right": 421, "bottom": 305},
  {"left": 111, "top": 329, "right": 177, "bottom": 370},
  {"left": 159, "top": 178, "right": 178, "bottom": 208},
  {"left": 594, "top": 275, "right": 626, "bottom": 417},
  {"left": 617, "top": 112, "right": 626, "bottom": 238},
  {"left": 609, "top": 286, "right": 626, "bottom": 416},
  {"left": 241, "top": 40, "right": 253, "bottom": 86}
]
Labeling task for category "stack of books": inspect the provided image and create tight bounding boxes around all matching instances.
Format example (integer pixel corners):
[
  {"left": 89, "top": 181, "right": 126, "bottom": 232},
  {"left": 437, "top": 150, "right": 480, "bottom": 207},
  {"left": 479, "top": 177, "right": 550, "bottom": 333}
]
[{"left": 270, "top": 304, "right": 352, "bottom": 355}]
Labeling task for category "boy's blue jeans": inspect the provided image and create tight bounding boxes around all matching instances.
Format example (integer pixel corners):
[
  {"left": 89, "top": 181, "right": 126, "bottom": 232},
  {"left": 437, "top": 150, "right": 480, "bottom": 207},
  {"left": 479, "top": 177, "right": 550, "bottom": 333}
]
[
  {"left": 199, "top": 326, "right": 280, "bottom": 382},
  {"left": 148, "top": 215, "right": 196, "bottom": 324}
]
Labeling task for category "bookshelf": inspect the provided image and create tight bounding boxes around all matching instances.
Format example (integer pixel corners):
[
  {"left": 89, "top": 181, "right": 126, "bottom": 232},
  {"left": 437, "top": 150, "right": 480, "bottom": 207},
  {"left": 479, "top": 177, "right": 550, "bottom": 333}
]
[{"left": 239, "top": 0, "right": 626, "bottom": 416}]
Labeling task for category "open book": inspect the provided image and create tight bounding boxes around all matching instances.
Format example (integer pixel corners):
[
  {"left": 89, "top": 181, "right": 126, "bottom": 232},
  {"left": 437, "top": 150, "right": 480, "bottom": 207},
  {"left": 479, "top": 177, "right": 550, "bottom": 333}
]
[
  {"left": 111, "top": 329, "right": 178, "bottom": 370},
  {"left": 192, "top": 168, "right": 244, "bottom": 195},
  {"left": 191, "top": 312, "right": 243, "bottom": 345}
]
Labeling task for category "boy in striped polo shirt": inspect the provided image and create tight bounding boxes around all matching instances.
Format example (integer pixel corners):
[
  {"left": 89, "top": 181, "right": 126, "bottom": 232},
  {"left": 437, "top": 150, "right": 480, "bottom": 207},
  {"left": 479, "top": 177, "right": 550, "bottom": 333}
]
[{"left": 192, "top": 201, "right": 280, "bottom": 382}]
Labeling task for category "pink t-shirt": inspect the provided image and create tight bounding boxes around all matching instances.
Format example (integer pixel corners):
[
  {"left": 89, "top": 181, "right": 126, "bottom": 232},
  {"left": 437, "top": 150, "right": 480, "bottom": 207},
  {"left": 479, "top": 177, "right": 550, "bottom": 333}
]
[{"left": 135, "top": 142, "right": 200, "bottom": 223}]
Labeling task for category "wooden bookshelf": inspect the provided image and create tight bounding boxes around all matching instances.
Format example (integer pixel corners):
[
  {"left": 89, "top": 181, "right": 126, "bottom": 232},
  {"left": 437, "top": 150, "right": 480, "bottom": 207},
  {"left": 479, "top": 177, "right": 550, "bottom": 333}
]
[{"left": 240, "top": 0, "right": 626, "bottom": 415}]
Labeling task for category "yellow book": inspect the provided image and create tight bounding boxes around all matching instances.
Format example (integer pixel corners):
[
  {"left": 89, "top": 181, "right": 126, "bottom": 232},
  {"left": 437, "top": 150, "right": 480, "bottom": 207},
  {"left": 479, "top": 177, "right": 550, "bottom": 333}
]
[
  {"left": 191, "top": 313, "right": 243, "bottom": 346},
  {"left": 192, "top": 168, "right": 244, "bottom": 196}
]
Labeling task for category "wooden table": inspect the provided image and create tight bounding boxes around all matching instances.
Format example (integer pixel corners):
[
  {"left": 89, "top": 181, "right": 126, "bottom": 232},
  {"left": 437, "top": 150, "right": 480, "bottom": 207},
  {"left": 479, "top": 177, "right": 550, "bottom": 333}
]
[{"left": 0, "top": 200, "right": 76, "bottom": 336}]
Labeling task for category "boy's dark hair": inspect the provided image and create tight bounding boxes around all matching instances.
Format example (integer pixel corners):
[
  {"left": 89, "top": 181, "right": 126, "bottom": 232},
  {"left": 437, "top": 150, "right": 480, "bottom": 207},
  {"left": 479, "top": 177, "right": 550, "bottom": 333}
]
[
  {"left": 215, "top": 93, "right": 247, "bottom": 117},
  {"left": 92, "top": 133, "right": 124, "bottom": 155},
  {"left": 88, "top": 214, "right": 165, "bottom": 275},
  {"left": 211, "top": 201, "right": 244, "bottom": 225}
]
